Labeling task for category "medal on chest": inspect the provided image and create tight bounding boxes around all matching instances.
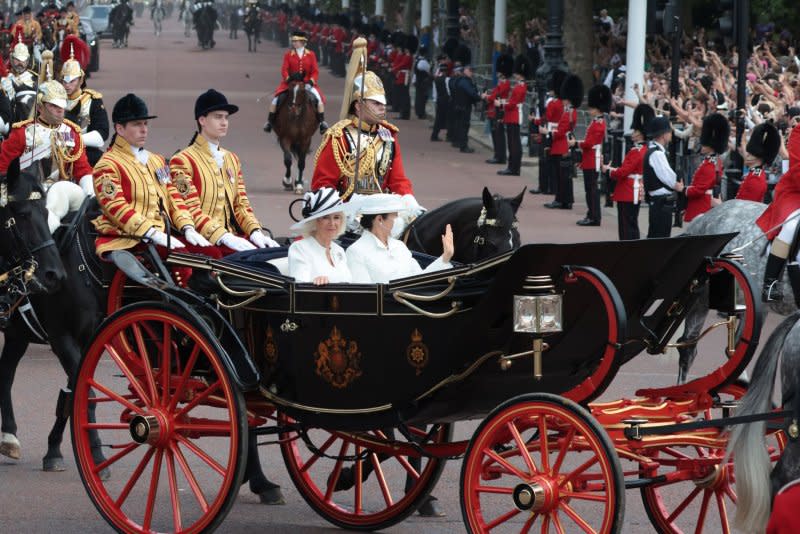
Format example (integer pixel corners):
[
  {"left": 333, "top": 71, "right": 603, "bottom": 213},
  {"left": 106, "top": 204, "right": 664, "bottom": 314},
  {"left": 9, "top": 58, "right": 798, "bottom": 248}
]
[{"left": 155, "top": 165, "right": 171, "bottom": 184}]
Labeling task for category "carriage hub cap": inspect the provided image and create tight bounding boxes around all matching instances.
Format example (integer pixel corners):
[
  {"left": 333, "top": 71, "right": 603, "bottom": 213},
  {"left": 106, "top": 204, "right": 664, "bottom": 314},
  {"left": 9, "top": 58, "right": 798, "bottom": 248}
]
[
  {"left": 130, "top": 415, "right": 162, "bottom": 445},
  {"left": 513, "top": 481, "right": 548, "bottom": 512}
]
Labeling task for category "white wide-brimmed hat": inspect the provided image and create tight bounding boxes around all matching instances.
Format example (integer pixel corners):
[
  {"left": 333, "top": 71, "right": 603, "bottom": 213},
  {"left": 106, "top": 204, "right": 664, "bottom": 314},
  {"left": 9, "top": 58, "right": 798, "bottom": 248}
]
[
  {"left": 290, "top": 188, "right": 347, "bottom": 231},
  {"left": 351, "top": 193, "right": 406, "bottom": 216}
]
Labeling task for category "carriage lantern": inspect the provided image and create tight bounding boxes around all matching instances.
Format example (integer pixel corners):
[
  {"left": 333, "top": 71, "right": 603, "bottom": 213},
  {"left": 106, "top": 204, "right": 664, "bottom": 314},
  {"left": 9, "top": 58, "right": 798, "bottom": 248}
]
[{"left": 509, "top": 275, "right": 563, "bottom": 379}]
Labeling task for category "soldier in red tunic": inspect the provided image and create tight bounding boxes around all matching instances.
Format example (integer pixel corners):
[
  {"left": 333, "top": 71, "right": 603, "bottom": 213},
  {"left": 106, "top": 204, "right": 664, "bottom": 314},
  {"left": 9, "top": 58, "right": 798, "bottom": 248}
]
[
  {"left": 498, "top": 55, "right": 532, "bottom": 176},
  {"left": 391, "top": 34, "right": 413, "bottom": 120},
  {"left": 264, "top": 30, "right": 328, "bottom": 134},
  {"left": 529, "top": 70, "right": 566, "bottom": 195},
  {"left": 683, "top": 113, "right": 729, "bottom": 223},
  {"left": 544, "top": 74, "right": 582, "bottom": 210},
  {"left": 576, "top": 84, "right": 612, "bottom": 226},
  {"left": 482, "top": 53, "right": 512, "bottom": 166},
  {"left": 736, "top": 122, "right": 780, "bottom": 203}
]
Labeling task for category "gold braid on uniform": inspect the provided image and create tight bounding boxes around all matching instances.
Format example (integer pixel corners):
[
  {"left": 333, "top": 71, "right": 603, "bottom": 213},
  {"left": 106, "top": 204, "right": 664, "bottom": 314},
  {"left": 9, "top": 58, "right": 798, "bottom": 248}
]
[{"left": 50, "top": 125, "right": 84, "bottom": 179}]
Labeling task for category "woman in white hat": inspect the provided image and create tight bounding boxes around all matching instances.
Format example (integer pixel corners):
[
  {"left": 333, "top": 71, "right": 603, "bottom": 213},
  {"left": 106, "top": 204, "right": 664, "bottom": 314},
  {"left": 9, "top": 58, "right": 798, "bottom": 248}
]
[
  {"left": 288, "top": 188, "right": 352, "bottom": 285},
  {"left": 346, "top": 194, "right": 454, "bottom": 283}
]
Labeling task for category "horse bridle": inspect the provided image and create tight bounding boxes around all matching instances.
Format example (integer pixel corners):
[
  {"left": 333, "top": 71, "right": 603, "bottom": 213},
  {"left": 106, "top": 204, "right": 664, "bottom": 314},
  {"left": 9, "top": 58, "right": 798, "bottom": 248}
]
[{"left": 472, "top": 206, "right": 519, "bottom": 251}]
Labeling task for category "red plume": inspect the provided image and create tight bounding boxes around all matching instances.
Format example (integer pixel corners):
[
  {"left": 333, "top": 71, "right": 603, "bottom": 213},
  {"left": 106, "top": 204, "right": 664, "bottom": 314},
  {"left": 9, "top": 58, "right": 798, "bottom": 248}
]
[{"left": 60, "top": 35, "right": 91, "bottom": 69}]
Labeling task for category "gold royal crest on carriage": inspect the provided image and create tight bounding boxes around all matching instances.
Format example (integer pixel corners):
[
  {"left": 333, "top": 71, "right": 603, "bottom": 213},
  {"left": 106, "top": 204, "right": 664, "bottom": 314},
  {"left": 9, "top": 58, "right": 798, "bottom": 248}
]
[{"left": 314, "top": 326, "right": 362, "bottom": 388}]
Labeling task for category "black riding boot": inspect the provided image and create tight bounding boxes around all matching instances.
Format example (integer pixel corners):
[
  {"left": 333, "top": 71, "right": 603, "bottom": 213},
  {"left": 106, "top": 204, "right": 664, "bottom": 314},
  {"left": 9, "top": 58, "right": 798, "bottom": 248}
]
[
  {"left": 263, "top": 112, "right": 275, "bottom": 133},
  {"left": 317, "top": 112, "right": 329, "bottom": 134},
  {"left": 787, "top": 262, "right": 800, "bottom": 307},
  {"left": 763, "top": 253, "right": 786, "bottom": 302}
]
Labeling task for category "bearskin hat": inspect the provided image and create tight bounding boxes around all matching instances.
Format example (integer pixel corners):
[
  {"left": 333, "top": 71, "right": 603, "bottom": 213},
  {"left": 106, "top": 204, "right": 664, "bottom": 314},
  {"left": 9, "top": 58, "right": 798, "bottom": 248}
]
[
  {"left": 513, "top": 54, "right": 532, "bottom": 80},
  {"left": 380, "top": 29, "right": 391, "bottom": 45},
  {"left": 700, "top": 113, "right": 731, "bottom": 154},
  {"left": 454, "top": 44, "right": 472, "bottom": 67},
  {"left": 560, "top": 74, "right": 584, "bottom": 108},
  {"left": 496, "top": 53, "right": 513, "bottom": 78},
  {"left": 631, "top": 104, "right": 655, "bottom": 134},
  {"left": 391, "top": 31, "right": 405, "bottom": 47},
  {"left": 587, "top": 84, "right": 612, "bottom": 113},
  {"left": 442, "top": 37, "right": 459, "bottom": 61},
  {"left": 549, "top": 69, "right": 567, "bottom": 98},
  {"left": 746, "top": 122, "right": 781, "bottom": 164},
  {"left": 405, "top": 34, "right": 418, "bottom": 54}
]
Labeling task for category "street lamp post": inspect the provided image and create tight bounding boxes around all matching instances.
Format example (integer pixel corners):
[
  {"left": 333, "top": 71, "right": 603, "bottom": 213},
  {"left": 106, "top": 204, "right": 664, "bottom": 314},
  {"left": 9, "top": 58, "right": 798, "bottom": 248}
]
[
  {"left": 535, "top": 0, "right": 568, "bottom": 115},
  {"left": 446, "top": 0, "right": 459, "bottom": 41}
]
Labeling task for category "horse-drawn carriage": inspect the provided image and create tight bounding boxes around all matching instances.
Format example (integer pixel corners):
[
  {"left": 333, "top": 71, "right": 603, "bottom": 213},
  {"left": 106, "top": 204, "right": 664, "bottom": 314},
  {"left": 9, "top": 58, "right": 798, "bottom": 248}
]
[{"left": 61, "top": 227, "right": 787, "bottom": 533}]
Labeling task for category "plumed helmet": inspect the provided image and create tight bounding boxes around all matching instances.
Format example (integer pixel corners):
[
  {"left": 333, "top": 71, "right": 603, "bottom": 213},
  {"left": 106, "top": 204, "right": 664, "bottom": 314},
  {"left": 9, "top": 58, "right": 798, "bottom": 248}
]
[
  {"left": 11, "top": 35, "right": 29, "bottom": 63},
  {"left": 746, "top": 122, "right": 780, "bottom": 164},
  {"left": 36, "top": 51, "right": 66, "bottom": 109},
  {"left": 60, "top": 36, "right": 90, "bottom": 83},
  {"left": 352, "top": 71, "right": 386, "bottom": 105},
  {"left": 513, "top": 54, "right": 532, "bottom": 80},
  {"left": 549, "top": 69, "right": 567, "bottom": 97},
  {"left": 495, "top": 53, "right": 513, "bottom": 78},
  {"left": 631, "top": 104, "right": 655, "bottom": 134},
  {"left": 700, "top": 113, "right": 731, "bottom": 154},
  {"left": 194, "top": 89, "right": 239, "bottom": 120},
  {"left": 560, "top": 74, "right": 584, "bottom": 108},
  {"left": 405, "top": 34, "right": 418, "bottom": 54},
  {"left": 587, "top": 84, "right": 612, "bottom": 113},
  {"left": 112, "top": 93, "right": 157, "bottom": 124}
]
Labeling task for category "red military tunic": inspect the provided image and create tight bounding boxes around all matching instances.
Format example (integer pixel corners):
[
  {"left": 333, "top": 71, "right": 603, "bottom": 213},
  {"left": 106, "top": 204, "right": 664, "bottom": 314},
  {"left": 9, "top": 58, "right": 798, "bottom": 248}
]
[
  {"left": 757, "top": 123, "right": 800, "bottom": 239},
  {"left": 311, "top": 118, "right": 413, "bottom": 197},
  {"left": 273, "top": 48, "right": 325, "bottom": 102},
  {"left": 580, "top": 117, "right": 606, "bottom": 171},
  {"left": 485, "top": 79, "right": 510, "bottom": 120},
  {"left": 392, "top": 51, "right": 412, "bottom": 86},
  {"left": 502, "top": 81, "right": 527, "bottom": 126},
  {"left": 768, "top": 479, "right": 800, "bottom": 534},
  {"left": 550, "top": 104, "right": 576, "bottom": 157},
  {"left": 684, "top": 155, "right": 721, "bottom": 222},
  {"left": 611, "top": 144, "right": 647, "bottom": 204},
  {"left": 332, "top": 27, "right": 346, "bottom": 54},
  {"left": 736, "top": 167, "right": 768, "bottom": 202}
]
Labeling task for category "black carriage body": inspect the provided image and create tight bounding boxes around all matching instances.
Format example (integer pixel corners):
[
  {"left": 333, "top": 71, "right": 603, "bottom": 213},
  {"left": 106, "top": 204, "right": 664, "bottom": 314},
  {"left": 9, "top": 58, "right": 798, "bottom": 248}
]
[{"left": 171, "top": 233, "right": 737, "bottom": 429}]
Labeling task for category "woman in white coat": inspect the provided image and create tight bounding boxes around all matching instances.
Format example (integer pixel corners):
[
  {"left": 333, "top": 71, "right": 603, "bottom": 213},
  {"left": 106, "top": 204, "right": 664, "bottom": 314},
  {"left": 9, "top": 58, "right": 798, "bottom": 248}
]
[
  {"left": 288, "top": 188, "right": 352, "bottom": 285},
  {"left": 346, "top": 194, "right": 454, "bottom": 283}
]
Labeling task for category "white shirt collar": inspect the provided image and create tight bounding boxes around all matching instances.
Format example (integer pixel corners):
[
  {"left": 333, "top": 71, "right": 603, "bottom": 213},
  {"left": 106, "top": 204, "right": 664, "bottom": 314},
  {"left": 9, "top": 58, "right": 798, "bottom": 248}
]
[
  {"left": 130, "top": 144, "right": 149, "bottom": 165},
  {"left": 203, "top": 136, "right": 226, "bottom": 168}
]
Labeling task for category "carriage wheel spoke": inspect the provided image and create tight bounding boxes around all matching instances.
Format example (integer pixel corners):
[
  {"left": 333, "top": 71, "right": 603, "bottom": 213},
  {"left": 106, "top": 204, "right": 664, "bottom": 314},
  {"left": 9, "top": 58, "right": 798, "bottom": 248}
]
[
  {"left": 370, "top": 452, "right": 393, "bottom": 506},
  {"left": 694, "top": 490, "right": 713, "bottom": 534},
  {"left": 561, "top": 490, "right": 607, "bottom": 502},
  {"left": 666, "top": 486, "right": 701, "bottom": 524},
  {"left": 354, "top": 446, "right": 363, "bottom": 514},
  {"left": 508, "top": 420, "right": 538, "bottom": 475},
  {"left": 142, "top": 448, "right": 164, "bottom": 531},
  {"left": 172, "top": 442, "right": 209, "bottom": 512},
  {"left": 132, "top": 322, "right": 159, "bottom": 406},
  {"left": 521, "top": 512, "right": 538, "bottom": 534},
  {"left": 476, "top": 485, "right": 515, "bottom": 495},
  {"left": 725, "top": 485, "right": 737, "bottom": 503},
  {"left": 541, "top": 513, "right": 550, "bottom": 534},
  {"left": 174, "top": 419, "right": 232, "bottom": 435},
  {"left": 105, "top": 341, "right": 151, "bottom": 406},
  {"left": 559, "top": 501, "right": 597, "bottom": 534},
  {"left": 174, "top": 381, "right": 222, "bottom": 419},
  {"left": 551, "top": 427, "right": 575, "bottom": 476},
  {"left": 161, "top": 322, "right": 172, "bottom": 404},
  {"left": 324, "top": 440, "right": 350, "bottom": 502},
  {"left": 165, "top": 447, "right": 182, "bottom": 533},
  {"left": 558, "top": 455, "right": 599, "bottom": 488},
  {"left": 175, "top": 434, "right": 226, "bottom": 476},
  {"left": 168, "top": 345, "right": 201, "bottom": 413},
  {"left": 716, "top": 490, "right": 730, "bottom": 534},
  {"left": 538, "top": 416, "right": 550, "bottom": 473},
  {"left": 300, "top": 434, "right": 337, "bottom": 474},
  {"left": 484, "top": 448, "right": 529, "bottom": 481},
  {"left": 94, "top": 442, "right": 140, "bottom": 474},
  {"left": 89, "top": 378, "right": 146, "bottom": 416},
  {"left": 115, "top": 447, "right": 156, "bottom": 508},
  {"left": 393, "top": 454, "right": 421, "bottom": 481},
  {"left": 485, "top": 508, "right": 521, "bottom": 531},
  {"left": 84, "top": 423, "right": 130, "bottom": 430},
  {"left": 552, "top": 510, "right": 566, "bottom": 534}
]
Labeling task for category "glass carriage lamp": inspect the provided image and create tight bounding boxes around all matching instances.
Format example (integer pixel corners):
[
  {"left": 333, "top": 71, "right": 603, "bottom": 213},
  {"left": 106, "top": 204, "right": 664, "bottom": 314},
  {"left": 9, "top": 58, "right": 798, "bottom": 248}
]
[{"left": 509, "top": 276, "right": 563, "bottom": 379}]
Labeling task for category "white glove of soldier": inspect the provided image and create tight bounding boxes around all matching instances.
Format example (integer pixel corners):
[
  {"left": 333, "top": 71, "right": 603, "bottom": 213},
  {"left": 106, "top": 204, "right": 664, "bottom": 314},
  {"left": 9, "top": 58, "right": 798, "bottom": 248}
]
[
  {"left": 250, "top": 230, "right": 280, "bottom": 248},
  {"left": 79, "top": 174, "right": 96, "bottom": 197},
  {"left": 217, "top": 231, "right": 256, "bottom": 251},
  {"left": 145, "top": 227, "right": 186, "bottom": 249},
  {"left": 82, "top": 130, "right": 105, "bottom": 148},
  {"left": 183, "top": 226, "right": 212, "bottom": 247}
]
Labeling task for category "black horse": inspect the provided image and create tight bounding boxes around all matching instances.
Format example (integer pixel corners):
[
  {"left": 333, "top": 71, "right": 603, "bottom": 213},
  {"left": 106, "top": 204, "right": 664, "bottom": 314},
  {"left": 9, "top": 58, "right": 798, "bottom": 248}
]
[
  {"left": 109, "top": 2, "right": 133, "bottom": 48},
  {"left": 243, "top": 6, "right": 261, "bottom": 52},
  {"left": 404, "top": 187, "right": 525, "bottom": 263},
  {"left": 194, "top": 4, "right": 217, "bottom": 49}
]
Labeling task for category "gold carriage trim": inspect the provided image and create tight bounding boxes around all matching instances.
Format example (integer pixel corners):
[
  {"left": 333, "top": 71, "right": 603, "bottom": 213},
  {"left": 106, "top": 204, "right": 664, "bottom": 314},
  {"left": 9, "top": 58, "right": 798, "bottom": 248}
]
[
  {"left": 315, "top": 326, "right": 362, "bottom": 388},
  {"left": 406, "top": 328, "right": 429, "bottom": 375}
]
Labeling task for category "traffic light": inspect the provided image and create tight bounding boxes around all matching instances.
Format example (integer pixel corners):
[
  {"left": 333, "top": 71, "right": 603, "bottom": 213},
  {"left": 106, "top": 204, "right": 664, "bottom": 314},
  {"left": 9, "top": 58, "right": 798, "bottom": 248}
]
[{"left": 647, "top": 0, "right": 679, "bottom": 36}]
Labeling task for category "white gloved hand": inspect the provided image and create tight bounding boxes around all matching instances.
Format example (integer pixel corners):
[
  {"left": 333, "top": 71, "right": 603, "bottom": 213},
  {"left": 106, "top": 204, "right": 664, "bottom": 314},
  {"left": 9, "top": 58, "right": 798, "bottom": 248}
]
[
  {"left": 250, "top": 230, "right": 280, "bottom": 248},
  {"left": 217, "top": 232, "right": 256, "bottom": 251},
  {"left": 145, "top": 227, "right": 186, "bottom": 249},
  {"left": 82, "top": 130, "right": 105, "bottom": 148},
  {"left": 79, "top": 174, "right": 96, "bottom": 197},
  {"left": 183, "top": 226, "right": 212, "bottom": 247}
]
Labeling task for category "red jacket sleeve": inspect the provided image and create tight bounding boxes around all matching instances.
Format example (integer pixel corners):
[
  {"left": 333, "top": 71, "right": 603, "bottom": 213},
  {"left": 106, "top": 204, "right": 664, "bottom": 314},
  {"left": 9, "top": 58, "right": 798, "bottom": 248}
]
[
  {"left": 0, "top": 127, "right": 27, "bottom": 175},
  {"left": 610, "top": 147, "right": 643, "bottom": 180},
  {"left": 504, "top": 84, "right": 526, "bottom": 113},
  {"left": 384, "top": 135, "right": 413, "bottom": 195},
  {"left": 581, "top": 120, "right": 605, "bottom": 151},
  {"left": 310, "top": 138, "right": 343, "bottom": 192},
  {"left": 736, "top": 171, "right": 767, "bottom": 202},
  {"left": 281, "top": 52, "right": 291, "bottom": 81},
  {"left": 687, "top": 160, "right": 716, "bottom": 198}
]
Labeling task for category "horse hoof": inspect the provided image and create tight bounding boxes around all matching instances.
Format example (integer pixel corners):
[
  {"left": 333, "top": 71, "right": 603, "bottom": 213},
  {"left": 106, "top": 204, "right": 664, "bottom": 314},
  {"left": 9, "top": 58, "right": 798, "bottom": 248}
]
[
  {"left": 0, "top": 433, "right": 21, "bottom": 460},
  {"left": 257, "top": 487, "right": 286, "bottom": 505},
  {"left": 294, "top": 185, "right": 304, "bottom": 195},
  {"left": 42, "top": 457, "right": 66, "bottom": 472}
]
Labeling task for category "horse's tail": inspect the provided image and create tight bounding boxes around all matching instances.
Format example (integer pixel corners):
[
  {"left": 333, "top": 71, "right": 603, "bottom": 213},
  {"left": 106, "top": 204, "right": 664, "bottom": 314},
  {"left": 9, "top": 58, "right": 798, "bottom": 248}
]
[{"left": 727, "top": 310, "right": 800, "bottom": 532}]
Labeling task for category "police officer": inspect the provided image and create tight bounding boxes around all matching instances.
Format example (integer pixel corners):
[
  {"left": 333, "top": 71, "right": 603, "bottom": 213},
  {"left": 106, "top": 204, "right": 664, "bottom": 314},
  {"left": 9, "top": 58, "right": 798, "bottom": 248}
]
[
  {"left": 483, "top": 53, "right": 512, "bottom": 165},
  {"left": 430, "top": 55, "right": 451, "bottom": 142},
  {"left": 576, "top": 84, "right": 612, "bottom": 226},
  {"left": 736, "top": 122, "right": 780, "bottom": 203},
  {"left": 413, "top": 44, "right": 431, "bottom": 120},
  {"left": 643, "top": 116, "right": 684, "bottom": 238},
  {"left": 451, "top": 46, "right": 481, "bottom": 154},
  {"left": 499, "top": 55, "right": 531, "bottom": 176}
]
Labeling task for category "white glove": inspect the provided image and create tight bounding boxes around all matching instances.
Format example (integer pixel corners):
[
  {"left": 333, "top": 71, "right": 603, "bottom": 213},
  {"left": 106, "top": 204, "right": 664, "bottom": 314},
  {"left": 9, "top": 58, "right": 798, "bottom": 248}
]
[
  {"left": 145, "top": 227, "right": 185, "bottom": 249},
  {"left": 250, "top": 230, "right": 280, "bottom": 248},
  {"left": 217, "top": 232, "right": 256, "bottom": 251},
  {"left": 183, "top": 226, "right": 212, "bottom": 247},
  {"left": 82, "top": 130, "right": 105, "bottom": 148},
  {"left": 79, "top": 174, "right": 96, "bottom": 197}
]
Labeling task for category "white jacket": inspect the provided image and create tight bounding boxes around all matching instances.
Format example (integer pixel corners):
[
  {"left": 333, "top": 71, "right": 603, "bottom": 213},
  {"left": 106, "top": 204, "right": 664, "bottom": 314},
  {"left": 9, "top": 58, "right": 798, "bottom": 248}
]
[
  {"left": 288, "top": 237, "right": 352, "bottom": 283},
  {"left": 346, "top": 231, "right": 451, "bottom": 283}
]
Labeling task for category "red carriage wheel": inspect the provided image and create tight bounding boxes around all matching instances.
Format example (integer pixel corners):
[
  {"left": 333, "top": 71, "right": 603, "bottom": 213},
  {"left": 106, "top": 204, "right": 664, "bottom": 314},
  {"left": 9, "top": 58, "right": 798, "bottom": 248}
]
[
  {"left": 279, "top": 416, "right": 451, "bottom": 531},
  {"left": 71, "top": 305, "right": 248, "bottom": 533},
  {"left": 461, "top": 393, "right": 624, "bottom": 534},
  {"left": 639, "top": 381, "right": 786, "bottom": 533}
]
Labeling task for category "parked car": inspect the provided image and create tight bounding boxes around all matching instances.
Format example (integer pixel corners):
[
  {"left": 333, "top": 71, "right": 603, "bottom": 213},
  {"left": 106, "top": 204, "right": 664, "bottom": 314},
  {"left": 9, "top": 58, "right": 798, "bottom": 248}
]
[
  {"left": 79, "top": 18, "right": 99, "bottom": 73},
  {"left": 81, "top": 4, "right": 112, "bottom": 39}
]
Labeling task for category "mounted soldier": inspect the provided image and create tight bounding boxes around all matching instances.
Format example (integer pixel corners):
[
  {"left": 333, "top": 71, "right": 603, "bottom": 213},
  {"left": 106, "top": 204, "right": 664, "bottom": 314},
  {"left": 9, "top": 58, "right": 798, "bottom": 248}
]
[
  {"left": 10, "top": 6, "right": 42, "bottom": 46},
  {"left": 264, "top": 30, "right": 328, "bottom": 134},
  {"left": 0, "top": 36, "right": 38, "bottom": 128},
  {"left": 59, "top": 37, "right": 109, "bottom": 167}
]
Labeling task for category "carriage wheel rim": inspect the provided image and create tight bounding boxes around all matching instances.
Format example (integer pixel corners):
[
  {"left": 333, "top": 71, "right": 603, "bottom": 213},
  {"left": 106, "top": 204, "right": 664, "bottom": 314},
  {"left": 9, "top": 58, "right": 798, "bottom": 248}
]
[{"left": 72, "top": 308, "right": 243, "bottom": 534}]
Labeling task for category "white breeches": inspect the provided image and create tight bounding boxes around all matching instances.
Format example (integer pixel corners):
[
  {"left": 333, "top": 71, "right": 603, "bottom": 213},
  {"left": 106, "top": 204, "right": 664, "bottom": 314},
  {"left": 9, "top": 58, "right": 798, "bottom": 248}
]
[
  {"left": 777, "top": 208, "right": 800, "bottom": 245},
  {"left": 272, "top": 86, "right": 323, "bottom": 107},
  {"left": 46, "top": 181, "right": 86, "bottom": 234}
]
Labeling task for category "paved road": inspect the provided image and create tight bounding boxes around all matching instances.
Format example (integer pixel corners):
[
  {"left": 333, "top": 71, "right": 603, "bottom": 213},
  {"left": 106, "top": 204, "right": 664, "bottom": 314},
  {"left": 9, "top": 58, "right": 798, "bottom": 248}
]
[{"left": 0, "top": 16, "right": 782, "bottom": 534}]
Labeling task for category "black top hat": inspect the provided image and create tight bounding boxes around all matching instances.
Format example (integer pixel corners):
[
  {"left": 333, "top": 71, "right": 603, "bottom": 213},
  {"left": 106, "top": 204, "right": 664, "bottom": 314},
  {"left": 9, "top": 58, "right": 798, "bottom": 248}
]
[
  {"left": 194, "top": 89, "right": 239, "bottom": 120},
  {"left": 646, "top": 116, "right": 672, "bottom": 139},
  {"left": 587, "top": 84, "right": 612, "bottom": 113},
  {"left": 112, "top": 93, "right": 157, "bottom": 124},
  {"left": 550, "top": 69, "right": 567, "bottom": 97},
  {"left": 746, "top": 122, "right": 780, "bottom": 163},
  {"left": 700, "top": 113, "right": 731, "bottom": 154},
  {"left": 631, "top": 104, "right": 655, "bottom": 134},
  {"left": 560, "top": 74, "right": 584, "bottom": 108},
  {"left": 496, "top": 53, "right": 513, "bottom": 78},
  {"left": 513, "top": 54, "right": 532, "bottom": 80}
]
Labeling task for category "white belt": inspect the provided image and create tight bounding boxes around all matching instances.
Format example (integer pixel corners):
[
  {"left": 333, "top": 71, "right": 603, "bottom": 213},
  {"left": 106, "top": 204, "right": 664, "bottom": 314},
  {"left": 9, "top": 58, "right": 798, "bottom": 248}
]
[
  {"left": 629, "top": 174, "right": 642, "bottom": 205},
  {"left": 593, "top": 144, "right": 602, "bottom": 172},
  {"left": 547, "top": 122, "right": 558, "bottom": 132}
]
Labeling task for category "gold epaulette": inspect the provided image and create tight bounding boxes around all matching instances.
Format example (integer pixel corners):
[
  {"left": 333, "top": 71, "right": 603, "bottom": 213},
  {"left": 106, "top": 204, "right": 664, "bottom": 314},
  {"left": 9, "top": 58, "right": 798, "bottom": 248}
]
[
  {"left": 325, "top": 119, "right": 351, "bottom": 139},
  {"left": 63, "top": 118, "right": 81, "bottom": 131},
  {"left": 12, "top": 118, "right": 32, "bottom": 129},
  {"left": 379, "top": 120, "right": 399, "bottom": 133},
  {"left": 83, "top": 88, "right": 103, "bottom": 99}
]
